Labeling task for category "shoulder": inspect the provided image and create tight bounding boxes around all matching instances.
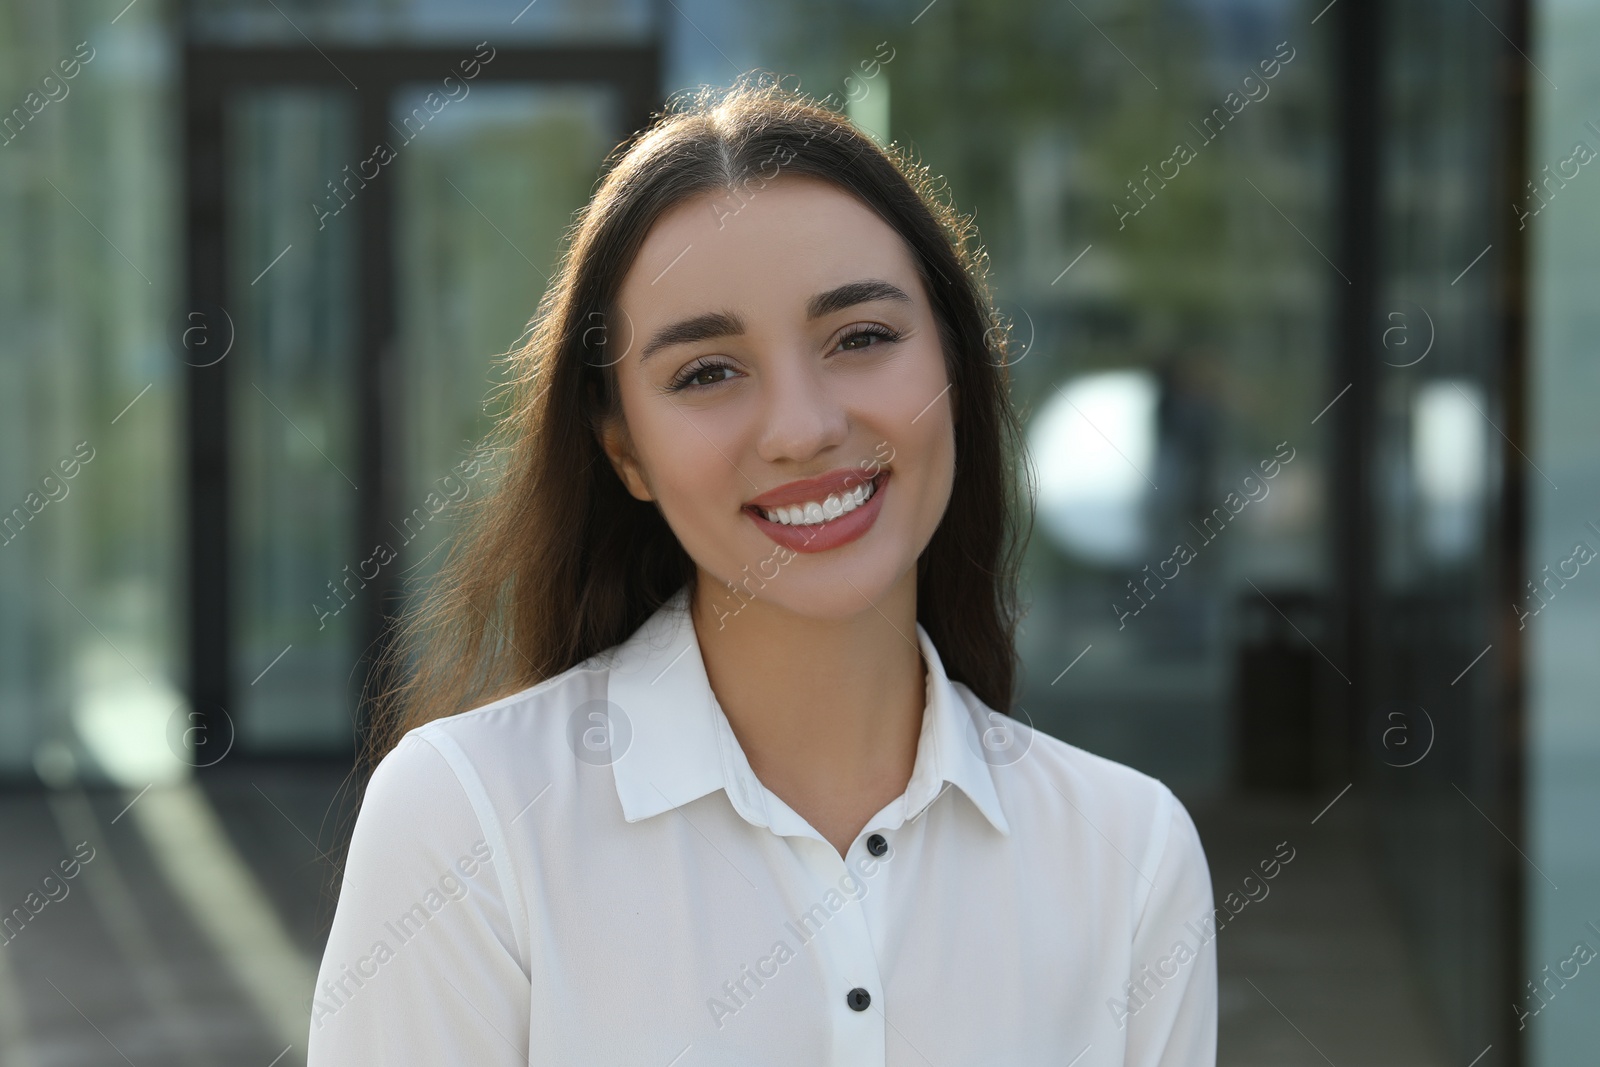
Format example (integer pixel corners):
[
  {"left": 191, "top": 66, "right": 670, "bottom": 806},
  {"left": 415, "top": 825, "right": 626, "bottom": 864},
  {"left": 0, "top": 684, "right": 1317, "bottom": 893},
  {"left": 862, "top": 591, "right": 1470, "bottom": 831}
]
[
  {"left": 953, "top": 679, "right": 1180, "bottom": 829},
  {"left": 389, "top": 653, "right": 616, "bottom": 795},
  {"left": 350, "top": 657, "right": 620, "bottom": 958},
  {"left": 951, "top": 682, "right": 1207, "bottom": 901},
  {"left": 355, "top": 653, "right": 620, "bottom": 867},
  {"left": 352, "top": 660, "right": 610, "bottom": 873}
]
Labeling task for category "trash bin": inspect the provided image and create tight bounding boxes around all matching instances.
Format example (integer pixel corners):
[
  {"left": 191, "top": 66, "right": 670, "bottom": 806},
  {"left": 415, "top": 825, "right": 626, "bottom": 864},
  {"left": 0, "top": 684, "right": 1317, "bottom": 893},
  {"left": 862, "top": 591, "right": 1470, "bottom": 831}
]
[{"left": 1233, "top": 588, "right": 1322, "bottom": 792}]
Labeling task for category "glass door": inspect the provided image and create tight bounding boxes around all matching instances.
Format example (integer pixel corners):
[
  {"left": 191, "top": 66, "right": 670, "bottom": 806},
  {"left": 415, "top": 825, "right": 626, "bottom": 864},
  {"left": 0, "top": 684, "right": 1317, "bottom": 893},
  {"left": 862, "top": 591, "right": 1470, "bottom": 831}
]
[
  {"left": 186, "top": 45, "right": 655, "bottom": 757},
  {"left": 391, "top": 83, "right": 623, "bottom": 580},
  {"left": 229, "top": 88, "right": 361, "bottom": 753}
]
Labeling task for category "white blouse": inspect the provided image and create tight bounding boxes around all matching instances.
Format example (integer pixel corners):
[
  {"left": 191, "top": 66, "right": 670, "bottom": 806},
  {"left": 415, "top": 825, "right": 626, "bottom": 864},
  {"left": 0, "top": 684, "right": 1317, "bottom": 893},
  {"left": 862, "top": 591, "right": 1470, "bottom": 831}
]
[{"left": 306, "top": 586, "right": 1217, "bottom": 1066}]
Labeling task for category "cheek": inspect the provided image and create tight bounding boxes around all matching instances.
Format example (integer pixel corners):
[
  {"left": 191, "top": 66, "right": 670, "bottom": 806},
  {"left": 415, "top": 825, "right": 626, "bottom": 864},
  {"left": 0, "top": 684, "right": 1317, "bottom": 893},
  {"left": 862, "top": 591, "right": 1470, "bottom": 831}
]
[
  {"left": 883, "top": 345, "right": 955, "bottom": 476},
  {"left": 881, "top": 341, "right": 952, "bottom": 428},
  {"left": 910, "top": 415, "right": 958, "bottom": 528},
  {"left": 854, "top": 343, "right": 957, "bottom": 542},
  {"left": 621, "top": 390, "right": 749, "bottom": 532}
]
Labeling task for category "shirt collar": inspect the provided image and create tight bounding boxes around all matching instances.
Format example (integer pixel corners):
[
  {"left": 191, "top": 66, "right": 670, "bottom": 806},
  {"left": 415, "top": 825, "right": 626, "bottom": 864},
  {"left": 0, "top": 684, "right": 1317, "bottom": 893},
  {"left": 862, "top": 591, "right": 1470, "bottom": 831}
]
[{"left": 603, "top": 585, "right": 1011, "bottom": 839}]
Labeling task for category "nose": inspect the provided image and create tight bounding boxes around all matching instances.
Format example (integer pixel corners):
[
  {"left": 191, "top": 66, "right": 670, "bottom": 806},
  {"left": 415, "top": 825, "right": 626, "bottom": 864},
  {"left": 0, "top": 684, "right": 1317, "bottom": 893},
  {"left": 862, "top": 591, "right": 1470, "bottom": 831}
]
[{"left": 753, "top": 349, "right": 850, "bottom": 466}]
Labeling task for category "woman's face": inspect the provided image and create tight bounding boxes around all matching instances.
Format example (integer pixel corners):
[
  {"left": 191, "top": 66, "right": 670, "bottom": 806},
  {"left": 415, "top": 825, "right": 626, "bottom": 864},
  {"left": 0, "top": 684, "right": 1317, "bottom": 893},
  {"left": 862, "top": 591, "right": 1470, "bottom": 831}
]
[{"left": 601, "top": 174, "right": 957, "bottom": 621}]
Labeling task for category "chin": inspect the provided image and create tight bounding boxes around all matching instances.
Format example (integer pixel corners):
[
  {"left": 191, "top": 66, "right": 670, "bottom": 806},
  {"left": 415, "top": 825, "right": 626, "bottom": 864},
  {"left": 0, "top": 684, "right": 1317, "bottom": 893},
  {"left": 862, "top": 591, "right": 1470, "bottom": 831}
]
[
  {"left": 768, "top": 569, "right": 909, "bottom": 620},
  {"left": 694, "top": 527, "right": 916, "bottom": 625}
]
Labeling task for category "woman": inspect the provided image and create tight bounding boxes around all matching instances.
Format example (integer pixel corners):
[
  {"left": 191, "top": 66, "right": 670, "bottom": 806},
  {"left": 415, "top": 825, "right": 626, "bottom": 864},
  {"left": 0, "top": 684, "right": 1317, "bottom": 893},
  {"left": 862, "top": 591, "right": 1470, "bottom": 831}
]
[{"left": 307, "top": 76, "right": 1216, "bottom": 1066}]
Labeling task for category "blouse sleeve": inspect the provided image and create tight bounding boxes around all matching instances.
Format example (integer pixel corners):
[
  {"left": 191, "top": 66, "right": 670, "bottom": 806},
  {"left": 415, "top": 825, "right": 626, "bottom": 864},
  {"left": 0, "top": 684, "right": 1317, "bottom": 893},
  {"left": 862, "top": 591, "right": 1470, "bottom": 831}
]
[
  {"left": 1122, "top": 788, "right": 1218, "bottom": 1067},
  {"left": 306, "top": 731, "right": 530, "bottom": 1065}
]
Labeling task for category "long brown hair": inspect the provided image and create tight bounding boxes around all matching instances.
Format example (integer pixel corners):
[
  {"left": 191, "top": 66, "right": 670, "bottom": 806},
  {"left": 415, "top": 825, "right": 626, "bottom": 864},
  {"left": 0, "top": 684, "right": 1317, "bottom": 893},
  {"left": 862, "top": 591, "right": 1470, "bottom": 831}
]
[{"left": 362, "top": 73, "right": 1034, "bottom": 778}]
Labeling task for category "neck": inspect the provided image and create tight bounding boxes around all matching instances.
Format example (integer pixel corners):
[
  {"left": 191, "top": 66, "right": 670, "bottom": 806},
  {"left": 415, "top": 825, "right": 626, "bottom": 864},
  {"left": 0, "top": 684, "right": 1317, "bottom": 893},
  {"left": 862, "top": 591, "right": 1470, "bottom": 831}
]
[{"left": 689, "top": 567, "right": 926, "bottom": 855}]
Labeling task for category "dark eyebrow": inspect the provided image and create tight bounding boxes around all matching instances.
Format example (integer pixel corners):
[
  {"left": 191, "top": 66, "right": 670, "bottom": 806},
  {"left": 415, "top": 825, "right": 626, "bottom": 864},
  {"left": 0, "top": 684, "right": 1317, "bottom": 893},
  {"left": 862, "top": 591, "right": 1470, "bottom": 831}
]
[
  {"left": 805, "top": 279, "right": 912, "bottom": 320},
  {"left": 638, "top": 279, "right": 912, "bottom": 363},
  {"left": 638, "top": 310, "right": 745, "bottom": 364}
]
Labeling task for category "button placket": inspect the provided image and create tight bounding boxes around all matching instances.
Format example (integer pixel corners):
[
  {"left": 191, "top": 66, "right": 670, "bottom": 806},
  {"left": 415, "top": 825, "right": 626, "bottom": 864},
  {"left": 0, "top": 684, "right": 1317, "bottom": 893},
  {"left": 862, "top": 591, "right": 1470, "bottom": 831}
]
[{"left": 790, "top": 839, "right": 887, "bottom": 1067}]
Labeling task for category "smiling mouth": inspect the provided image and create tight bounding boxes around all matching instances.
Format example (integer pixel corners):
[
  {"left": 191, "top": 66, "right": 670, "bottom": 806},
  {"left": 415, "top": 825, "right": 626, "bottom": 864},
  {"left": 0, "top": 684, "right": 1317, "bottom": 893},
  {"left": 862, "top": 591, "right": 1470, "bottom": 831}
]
[
  {"left": 745, "top": 470, "right": 886, "bottom": 526},
  {"left": 743, "top": 468, "right": 890, "bottom": 554}
]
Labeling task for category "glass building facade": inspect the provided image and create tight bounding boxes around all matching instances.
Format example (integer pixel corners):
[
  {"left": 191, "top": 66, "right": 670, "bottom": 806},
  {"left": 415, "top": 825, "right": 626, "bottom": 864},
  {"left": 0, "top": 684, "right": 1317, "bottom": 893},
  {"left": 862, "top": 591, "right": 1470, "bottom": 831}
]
[{"left": 0, "top": 0, "right": 1592, "bottom": 1063}]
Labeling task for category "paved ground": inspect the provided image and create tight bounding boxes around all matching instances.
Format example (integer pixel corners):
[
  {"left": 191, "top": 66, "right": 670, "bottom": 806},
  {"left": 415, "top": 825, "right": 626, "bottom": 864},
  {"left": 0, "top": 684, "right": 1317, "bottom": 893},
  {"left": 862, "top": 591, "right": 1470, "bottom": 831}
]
[
  {"left": 0, "top": 766, "right": 1452, "bottom": 1066},
  {"left": 1188, "top": 792, "right": 1454, "bottom": 1067}
]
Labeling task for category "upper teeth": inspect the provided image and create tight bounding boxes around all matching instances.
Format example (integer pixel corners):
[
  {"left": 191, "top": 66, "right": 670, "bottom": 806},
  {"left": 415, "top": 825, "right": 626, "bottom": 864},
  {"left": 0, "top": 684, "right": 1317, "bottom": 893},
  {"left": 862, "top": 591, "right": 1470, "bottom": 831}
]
[{"left": 757, "top": 477, "right": 878, "bottom": 525}]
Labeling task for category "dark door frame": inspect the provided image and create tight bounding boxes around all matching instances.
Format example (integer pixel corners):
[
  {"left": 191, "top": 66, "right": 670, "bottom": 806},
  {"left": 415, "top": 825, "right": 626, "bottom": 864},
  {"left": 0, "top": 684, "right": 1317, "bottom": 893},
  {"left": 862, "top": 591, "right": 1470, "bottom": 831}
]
[
  {"left": 1331, "top": 0, "right": 1530, "bottom": 1062},
  {"left": 181, "top": 43, "right": 660, "bottom": 764}
]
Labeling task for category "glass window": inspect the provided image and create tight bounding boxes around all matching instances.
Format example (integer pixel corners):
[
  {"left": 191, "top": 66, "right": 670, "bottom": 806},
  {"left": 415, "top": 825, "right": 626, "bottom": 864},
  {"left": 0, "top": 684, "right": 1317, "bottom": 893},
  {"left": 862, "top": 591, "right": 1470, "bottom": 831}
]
[
  {"left": 186, "top": 0, "right": 654, "bottom": 45},
  {"left": 1527, "top": 0, "right": 1600, "bottom": 1061},
  {"left": 0, "top": 2, "right": 181, "bottom": 785}
]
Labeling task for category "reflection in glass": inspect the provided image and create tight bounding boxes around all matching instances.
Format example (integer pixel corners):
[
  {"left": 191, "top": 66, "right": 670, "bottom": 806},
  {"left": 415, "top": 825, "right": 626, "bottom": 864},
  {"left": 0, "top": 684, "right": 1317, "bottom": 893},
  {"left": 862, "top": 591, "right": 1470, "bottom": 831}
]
[
  {"left": 1527, "top": 3, "right": 1600, "bottom": 1061},
  {"left": 188, "top": 0, "right": 654, "bottom": 46},
  {"left": 392, "top": 84, "right": 621, "bottom": 587},
  {"left": 1411, "top": 379, "right": 1486, "bottom": 562},
  {"left": 0, "top": 0, "right": 180, "bottom": 784},
  {"left": 230, "top": 89, "right": 359, "bottom": 753},
  {"left": 1029, "top": 370, "right": 1158, "bottom": 566}
]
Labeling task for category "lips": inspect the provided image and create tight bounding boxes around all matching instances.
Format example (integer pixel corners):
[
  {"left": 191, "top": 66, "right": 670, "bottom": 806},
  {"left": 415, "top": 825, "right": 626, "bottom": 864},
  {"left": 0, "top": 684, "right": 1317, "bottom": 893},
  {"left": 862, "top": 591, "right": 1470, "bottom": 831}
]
[{"left": 743, "top": 468, "right": 890, "bottom": 554}]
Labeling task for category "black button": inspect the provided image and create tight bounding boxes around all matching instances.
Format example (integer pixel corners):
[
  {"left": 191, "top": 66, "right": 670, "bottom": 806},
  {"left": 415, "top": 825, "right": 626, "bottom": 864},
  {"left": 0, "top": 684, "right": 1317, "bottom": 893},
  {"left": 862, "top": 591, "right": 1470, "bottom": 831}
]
[
  {"left": 846, "top": 987, "right": 871, "bottom": 1011},
  {"left": 866, "top": 833, "right": 888, "bottom": 856}
]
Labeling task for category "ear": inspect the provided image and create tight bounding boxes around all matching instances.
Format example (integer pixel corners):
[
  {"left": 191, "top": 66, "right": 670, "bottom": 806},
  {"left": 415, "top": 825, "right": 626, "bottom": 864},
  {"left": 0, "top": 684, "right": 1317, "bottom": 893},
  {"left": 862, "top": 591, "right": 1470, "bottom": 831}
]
[{"left": 598, "top": 413, "right": 654, "bottom": 502}]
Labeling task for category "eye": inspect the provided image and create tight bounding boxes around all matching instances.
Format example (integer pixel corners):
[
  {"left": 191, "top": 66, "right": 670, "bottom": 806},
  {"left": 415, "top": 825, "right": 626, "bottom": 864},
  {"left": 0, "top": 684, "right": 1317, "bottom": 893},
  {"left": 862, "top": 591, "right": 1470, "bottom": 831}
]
[
  {"left": 666, "top": 358, "right": 738, "bottom": 393},
  {"left": 835, "top": 323, "right": 902, "bottom": 352}
]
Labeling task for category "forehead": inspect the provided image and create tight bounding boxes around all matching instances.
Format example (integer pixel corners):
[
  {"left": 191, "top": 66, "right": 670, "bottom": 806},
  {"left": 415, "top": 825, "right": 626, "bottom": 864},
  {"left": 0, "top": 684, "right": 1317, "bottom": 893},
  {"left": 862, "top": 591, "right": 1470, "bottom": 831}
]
[{"left": 617, "top": 175, "right": 921, "bottom": 320}]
